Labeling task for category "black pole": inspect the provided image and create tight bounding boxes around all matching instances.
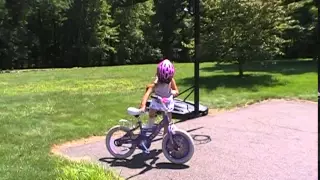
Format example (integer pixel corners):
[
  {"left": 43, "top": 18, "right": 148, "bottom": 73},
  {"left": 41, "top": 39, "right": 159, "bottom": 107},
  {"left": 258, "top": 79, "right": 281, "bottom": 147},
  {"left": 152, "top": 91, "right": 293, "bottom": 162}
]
[
  {"left": 317, "top": 0, "right": 319, "bottom": 97},
  {"left": 194, "top": 0, "right": 200, "bottom": 116}
]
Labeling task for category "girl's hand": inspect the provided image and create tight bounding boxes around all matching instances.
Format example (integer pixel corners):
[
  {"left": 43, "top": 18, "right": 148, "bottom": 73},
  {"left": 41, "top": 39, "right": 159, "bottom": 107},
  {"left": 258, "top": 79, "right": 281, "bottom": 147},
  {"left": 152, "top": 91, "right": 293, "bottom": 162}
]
[
  {"left": 139, "top": 103, "right": 146, "bottom": 111},
  {"left": 171, "top": 90, "right": 178, "bottom": 97},
  {"left": 139, "top": 106, "right": 146, "bottom": 112},
  {"left": 170, "top": 78, "right": 179, "bottom": 97}
]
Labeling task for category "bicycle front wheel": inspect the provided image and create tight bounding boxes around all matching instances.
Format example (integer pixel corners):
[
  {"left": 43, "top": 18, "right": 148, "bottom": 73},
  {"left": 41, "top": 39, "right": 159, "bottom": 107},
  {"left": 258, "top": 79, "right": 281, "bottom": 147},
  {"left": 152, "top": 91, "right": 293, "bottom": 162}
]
[{"left": 162, "top": 129, "right": 195, "bottom": 164}]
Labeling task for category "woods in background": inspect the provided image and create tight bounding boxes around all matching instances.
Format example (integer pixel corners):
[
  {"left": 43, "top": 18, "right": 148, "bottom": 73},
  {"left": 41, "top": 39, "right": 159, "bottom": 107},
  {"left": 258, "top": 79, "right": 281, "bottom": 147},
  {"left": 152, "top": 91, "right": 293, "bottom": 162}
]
[{"left": 0, "top": 0, "right": 318, "bottom": 70}]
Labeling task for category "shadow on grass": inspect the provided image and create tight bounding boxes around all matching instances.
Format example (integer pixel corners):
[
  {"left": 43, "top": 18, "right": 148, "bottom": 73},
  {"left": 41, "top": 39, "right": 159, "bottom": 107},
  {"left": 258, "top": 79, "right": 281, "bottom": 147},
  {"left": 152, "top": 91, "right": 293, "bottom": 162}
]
[
  {"left": 179, "top": 74, "right": 284, "bottom": 91},
  {"left": 201, "top": 60, "right": 317, "bottom": 75}
]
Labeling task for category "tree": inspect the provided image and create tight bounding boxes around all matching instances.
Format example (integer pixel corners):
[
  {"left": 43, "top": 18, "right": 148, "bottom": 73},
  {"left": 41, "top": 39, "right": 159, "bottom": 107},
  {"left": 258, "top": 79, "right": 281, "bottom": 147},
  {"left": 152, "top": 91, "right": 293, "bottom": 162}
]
[
  {"left": 60, "top": 0, "right": 118, "bottom": 67},
  {"left": 202, "top": 0, "right": 292, "bottom": 76},
  {"left": 0, "top": 0, "right": 29, "bottom": 70},
  {"left": 26, "top": 0, "right": 71, "bottom": 68},
  {"left": 109, "top": 0, "right": 159, "bottom": 65},
  {"left": 0, "top": 0, "right": 315, "bottom": 69},
  {"left": 151, "top": 0, "right": 194, "bottom": 61},
  {"left": 282, "top": 0, "right": 318, "bottom": 59}
]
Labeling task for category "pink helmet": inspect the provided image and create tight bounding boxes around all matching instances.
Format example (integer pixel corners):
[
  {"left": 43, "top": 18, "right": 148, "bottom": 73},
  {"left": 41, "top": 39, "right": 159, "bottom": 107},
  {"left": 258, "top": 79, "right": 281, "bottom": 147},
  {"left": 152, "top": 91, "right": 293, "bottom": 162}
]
[{"left": 157, "top": 59, "right": 175, "bottom": 83}]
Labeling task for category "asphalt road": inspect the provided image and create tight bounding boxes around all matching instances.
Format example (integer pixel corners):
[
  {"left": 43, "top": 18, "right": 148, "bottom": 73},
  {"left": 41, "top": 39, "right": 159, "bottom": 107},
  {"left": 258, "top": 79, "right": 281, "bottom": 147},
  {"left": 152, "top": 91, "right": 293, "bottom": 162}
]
[{"left": 58, "top": 99, "right": 318, "bottom": 180}]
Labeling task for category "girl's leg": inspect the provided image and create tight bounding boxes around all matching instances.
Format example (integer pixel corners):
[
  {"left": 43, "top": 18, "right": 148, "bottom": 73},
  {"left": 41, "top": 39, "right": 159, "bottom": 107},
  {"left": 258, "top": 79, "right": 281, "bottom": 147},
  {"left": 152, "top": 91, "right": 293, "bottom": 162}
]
[
  {"left": 163, "top": 112, "right": 172, "bottom": 135},
  {"left": 147, "top": 108, "right": 156, "bottom": 128}
]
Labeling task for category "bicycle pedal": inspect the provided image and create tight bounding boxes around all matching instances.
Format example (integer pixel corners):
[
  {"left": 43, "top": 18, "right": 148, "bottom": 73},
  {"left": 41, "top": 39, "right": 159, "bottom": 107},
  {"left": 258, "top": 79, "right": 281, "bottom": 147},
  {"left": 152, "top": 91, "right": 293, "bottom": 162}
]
[
  {"left": 140, "top": 141, "right": 150, "bottom": 154},
  {"left": 143, "top": 149, "right": 150, "bottom": 154}
]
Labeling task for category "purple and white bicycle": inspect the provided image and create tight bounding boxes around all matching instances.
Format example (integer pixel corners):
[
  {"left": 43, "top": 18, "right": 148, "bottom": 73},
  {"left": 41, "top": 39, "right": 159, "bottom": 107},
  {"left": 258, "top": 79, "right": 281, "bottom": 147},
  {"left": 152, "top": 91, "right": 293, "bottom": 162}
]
[{"left": 105, "top": 94, "right": 194, "bottom": 164}]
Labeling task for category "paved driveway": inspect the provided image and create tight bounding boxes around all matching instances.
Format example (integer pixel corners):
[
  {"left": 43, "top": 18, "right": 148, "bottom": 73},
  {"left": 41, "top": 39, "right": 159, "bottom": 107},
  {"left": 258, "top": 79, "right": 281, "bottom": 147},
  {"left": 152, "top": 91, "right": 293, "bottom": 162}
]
[{"left": 57, "top": 100, "right": 318, "bottom": 180}]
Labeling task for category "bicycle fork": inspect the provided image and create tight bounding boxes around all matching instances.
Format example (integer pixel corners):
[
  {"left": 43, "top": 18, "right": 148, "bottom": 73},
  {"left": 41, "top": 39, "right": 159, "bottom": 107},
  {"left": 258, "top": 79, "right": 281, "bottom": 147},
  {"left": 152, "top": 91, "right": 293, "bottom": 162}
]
[{"left": 168, "top": 124, "right": 180, "bottom": 150}]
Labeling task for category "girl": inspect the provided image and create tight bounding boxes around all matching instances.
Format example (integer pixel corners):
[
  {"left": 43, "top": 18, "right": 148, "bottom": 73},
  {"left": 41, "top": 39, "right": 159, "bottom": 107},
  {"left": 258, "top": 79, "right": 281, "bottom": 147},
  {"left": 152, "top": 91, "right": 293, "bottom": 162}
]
[{"left": 139, "top": 59, "right": 179, "bottom": 133}]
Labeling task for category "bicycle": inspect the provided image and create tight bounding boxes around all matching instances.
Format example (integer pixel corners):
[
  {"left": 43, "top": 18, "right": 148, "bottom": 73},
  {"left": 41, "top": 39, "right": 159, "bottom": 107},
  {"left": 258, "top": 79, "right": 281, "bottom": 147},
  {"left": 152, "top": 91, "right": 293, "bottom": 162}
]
[{"left": 105, "top": 94, "right": 195, "bottom": 164}]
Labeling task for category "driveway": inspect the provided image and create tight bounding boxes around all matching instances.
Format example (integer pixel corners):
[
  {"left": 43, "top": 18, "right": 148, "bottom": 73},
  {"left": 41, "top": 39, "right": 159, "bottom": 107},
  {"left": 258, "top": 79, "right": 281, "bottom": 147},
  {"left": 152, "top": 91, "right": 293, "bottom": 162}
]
[{"left": 56, "top": 99, "right": 318, "bottom": 180}]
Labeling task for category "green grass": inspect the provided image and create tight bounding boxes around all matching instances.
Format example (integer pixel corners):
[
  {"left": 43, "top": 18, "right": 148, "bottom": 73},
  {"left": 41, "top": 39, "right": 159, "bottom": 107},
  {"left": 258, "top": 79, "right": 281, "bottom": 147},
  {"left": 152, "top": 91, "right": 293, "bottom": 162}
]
[
  {"left": 0, "top": 61, "right": 317, "bottom": 180},
  {"left": 56, "top": 161, "right": 123, "bottom": 180}
]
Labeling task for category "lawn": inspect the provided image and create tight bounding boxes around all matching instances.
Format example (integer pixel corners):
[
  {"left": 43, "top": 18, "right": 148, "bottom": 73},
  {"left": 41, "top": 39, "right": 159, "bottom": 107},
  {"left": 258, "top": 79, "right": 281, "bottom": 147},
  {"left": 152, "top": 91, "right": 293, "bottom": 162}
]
[{"left": 0, "top": 60, "right": 317, "bottom": 180}]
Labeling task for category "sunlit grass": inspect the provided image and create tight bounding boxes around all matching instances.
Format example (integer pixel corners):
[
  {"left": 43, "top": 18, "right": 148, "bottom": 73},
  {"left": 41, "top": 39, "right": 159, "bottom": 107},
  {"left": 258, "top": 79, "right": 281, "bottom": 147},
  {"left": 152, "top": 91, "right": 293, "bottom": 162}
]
[
  {"left": 56, "top": 161, "right": 123, "bottom": 180},
  {"left": 0, "top": 61, "right": 317, "bottom": 180}
]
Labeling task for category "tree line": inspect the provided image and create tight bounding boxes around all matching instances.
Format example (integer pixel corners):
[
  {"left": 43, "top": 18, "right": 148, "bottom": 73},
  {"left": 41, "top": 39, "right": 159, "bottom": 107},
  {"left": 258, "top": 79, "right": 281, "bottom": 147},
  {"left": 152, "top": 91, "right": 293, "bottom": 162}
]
[{"left": 0, "top": 0, "right": 318, "bottom": 70}]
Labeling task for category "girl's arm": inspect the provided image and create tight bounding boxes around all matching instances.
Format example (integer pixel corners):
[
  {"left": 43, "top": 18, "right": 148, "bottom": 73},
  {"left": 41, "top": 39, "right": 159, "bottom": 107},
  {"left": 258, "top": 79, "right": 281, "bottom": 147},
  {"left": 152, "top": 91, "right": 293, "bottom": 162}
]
[
  {"left": 171, "top": 78, "right": 179, "bottom": 97},
  {"left": 140, "top": 83, "right": 154, "bottom": 110}
]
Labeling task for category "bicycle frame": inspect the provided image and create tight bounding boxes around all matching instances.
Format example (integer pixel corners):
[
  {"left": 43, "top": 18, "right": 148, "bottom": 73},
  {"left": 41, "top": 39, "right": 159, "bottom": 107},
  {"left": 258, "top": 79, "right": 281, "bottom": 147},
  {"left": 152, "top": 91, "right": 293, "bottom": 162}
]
[{"left": 115, "top": 95, "right": 176, "bottom": 146}]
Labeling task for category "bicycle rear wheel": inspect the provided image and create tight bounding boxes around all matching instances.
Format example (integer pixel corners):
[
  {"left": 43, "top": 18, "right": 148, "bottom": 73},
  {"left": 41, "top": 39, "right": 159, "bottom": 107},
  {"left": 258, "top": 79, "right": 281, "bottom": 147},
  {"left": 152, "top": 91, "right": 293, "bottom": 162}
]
[{"left": 105, "top": 125, "right": 137, "bottom": 159}]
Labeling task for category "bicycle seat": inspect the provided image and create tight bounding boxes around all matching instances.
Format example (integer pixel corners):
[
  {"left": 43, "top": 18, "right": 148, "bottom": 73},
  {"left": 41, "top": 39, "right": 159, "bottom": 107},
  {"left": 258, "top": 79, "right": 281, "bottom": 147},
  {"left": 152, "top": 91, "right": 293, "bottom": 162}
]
[{"left": 127, "top": 107, "right": 144, "bottom": 116}]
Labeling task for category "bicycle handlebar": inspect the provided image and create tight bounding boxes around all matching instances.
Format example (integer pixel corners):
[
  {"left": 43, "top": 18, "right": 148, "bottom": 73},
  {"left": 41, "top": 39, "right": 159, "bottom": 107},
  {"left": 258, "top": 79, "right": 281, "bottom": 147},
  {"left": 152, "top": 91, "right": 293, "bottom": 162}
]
[
  {"left": 150, "top": 94, "right": 161, "bottom": 100},
  {"left": 151, "top": 94, "right": 173, "bottom": 101},
  {"left": 150, "top": 94, "right": 173, "bottom": 112}
]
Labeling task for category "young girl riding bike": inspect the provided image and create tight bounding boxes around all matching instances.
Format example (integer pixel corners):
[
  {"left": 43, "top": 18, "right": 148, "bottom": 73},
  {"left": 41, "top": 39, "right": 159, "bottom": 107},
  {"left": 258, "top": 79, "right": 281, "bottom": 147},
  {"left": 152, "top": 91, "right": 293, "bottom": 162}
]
[{"left": 139, "top": 59, "right": 179, "bottom": 134}]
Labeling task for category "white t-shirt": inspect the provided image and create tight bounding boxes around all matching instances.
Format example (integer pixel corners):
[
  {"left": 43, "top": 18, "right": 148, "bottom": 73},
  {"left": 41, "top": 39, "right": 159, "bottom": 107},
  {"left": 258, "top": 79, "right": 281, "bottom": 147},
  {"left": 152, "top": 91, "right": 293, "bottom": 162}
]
[{"left": 150, "top": 76, "right": 174, "bottom": 112}]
